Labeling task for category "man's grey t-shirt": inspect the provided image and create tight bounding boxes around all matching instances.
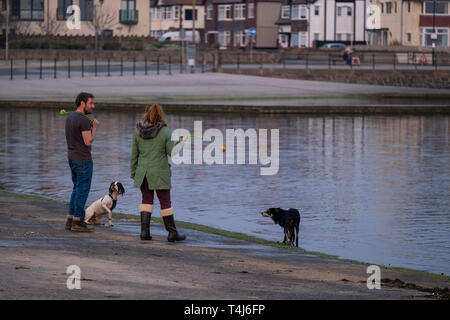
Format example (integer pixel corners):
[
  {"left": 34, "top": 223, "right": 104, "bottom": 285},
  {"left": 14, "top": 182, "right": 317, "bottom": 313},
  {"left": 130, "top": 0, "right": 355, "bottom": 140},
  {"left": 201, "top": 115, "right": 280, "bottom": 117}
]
[{"left": 65, "top": 112, "right": 92, "bottom": 162}]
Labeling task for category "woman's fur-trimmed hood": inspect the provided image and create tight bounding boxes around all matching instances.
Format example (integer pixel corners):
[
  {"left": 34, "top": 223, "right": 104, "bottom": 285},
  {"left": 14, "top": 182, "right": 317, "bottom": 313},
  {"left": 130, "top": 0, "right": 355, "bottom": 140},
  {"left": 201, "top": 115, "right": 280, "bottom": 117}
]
[{"left": 136, "top": 121, "right": 166, "bottom": 139}]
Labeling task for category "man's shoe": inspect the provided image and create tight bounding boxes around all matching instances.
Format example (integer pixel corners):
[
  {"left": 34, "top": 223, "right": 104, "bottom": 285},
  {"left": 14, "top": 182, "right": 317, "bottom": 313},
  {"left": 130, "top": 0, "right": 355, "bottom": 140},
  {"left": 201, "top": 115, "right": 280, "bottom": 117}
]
[
  {"left": 65, "top": 215, "right": 73, "bottom": 230},
  {"left": 71, "top": 217, "right": 94, "bottom": 232}
]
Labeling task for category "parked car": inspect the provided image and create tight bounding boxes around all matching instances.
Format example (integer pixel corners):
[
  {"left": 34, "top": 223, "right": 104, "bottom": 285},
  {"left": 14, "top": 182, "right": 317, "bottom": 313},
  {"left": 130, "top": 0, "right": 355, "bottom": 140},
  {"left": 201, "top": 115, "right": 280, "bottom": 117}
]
[
  {"left": 320, "top": 43, "right": 346, "bottom": 49},
  {"left": 158, "top": 31, "right": 201, "bottom": 43}
]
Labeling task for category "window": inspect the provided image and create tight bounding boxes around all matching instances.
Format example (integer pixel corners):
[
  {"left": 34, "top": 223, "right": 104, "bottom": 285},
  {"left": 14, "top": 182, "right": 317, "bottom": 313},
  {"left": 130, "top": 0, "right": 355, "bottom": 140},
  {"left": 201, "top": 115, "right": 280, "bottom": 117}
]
[
  {"left": 234, "top": 30, "right": 245, "bottom": 46},
  {"left": 314, "top": 33, "right": 319, "bottom": 41},
  {"left": 395, "top": 2, "right": 397, "bottom": 13},
  {"left": 103, "top": 29, "right": 113, "bottom": 37},
  {"left": 57, "top": 0, "right": 73, "bottom": 20},
  {"left": 184, "top": 9, "right": 198, "bottom": 21},
  {"left": 207, "top": 5, "right": 213, "bottom": 20},
  {"left": 423, "top": 28, "right": 449, "bottom": 46},
  {"left": 337, "top": 7, "right": 342, "bottom": 16},
  {"left": 407, "top": 33, "right": 411, "bottom": 42},
  {"left": 248, "top": 3, "right": 254, "bottom": 18},
  {"left": 314, "top": 6, "right": 319, "bottom": 16},
  {"left": 163, "top": 7, "right": 171, "bottom": 20},
  {"left": 346, "top": 33, "right": 351, "bottom": 41},
  {"left": 300, "top": 6, "right": 307, "bottom": 19},
  {"left": 282, "top": 6, "right": 290, "bottom": 19},
  {"left": 151, "top": 7, "right": 161, "bottom": 20},
  {"left": 234, "top": 4, "right": 245, "bottom": 20},
  {"left": 292, "top": 5, "right": 307, "bottom": 20},
  {"left": 424, "top": 1, "right": 448, "bottom": 14},
  {"left": 18, "top": 0, "right": 44, "bottom": 20},
  {"left": 408, "top": 2, "right": 411, "bottom": 12},
  {"left": 299, "top": 32, "right": 307, "bottom": 47},
  {"left": 337, "top": 33, "right": 342, "bottom": 41},
  {"left": 226, "top": 31, "right": 231, "bottom": 45},
  {"left": 347, "top": 6, "right": 352, "bottom": 16},
  {"left": 79, "top": 0, "right": 93, "bottom": 21},
  {"left": 386, "top": 2, "right": 392, "bottom": 14},
  {"left": 218, "top": 5, "right": 231, "bottom": 21},
  {"left": 219, "top": 31, "right": 231, "bottom": 47},
  {"left": 121, "top": 0, "right": 135, "bottom": 10},
  {"left": 173, "top": 6, "right": 179, "bottom": 20},
  {"left": 279, "top": 34, "right": 288, "bottom": 46},
  {"left": 291, "top": 32, "right": 299, "bottom": 47},
  {"left": 381, "top": 3, "right": 384, "bottom": 13},
  {"left": 292, "top": 4, "right": 298, "bottom": 19},
  {"left": 1, "top": 0, "right": 5, "bottom": 11}
]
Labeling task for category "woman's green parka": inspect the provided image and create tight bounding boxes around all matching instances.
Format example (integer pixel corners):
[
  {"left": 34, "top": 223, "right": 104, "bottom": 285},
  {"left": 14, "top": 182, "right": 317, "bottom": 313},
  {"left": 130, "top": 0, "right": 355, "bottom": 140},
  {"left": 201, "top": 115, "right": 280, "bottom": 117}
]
[{"left": 130, "top": 123, "right": 183, "bottom": 190}]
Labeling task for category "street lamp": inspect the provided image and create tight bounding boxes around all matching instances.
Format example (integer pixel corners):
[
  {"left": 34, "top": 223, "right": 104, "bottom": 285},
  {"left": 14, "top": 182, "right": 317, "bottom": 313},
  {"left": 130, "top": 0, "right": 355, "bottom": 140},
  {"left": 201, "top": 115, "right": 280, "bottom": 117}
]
[{"left": 4, "top": 0, "right": 9, "bottom": 60}]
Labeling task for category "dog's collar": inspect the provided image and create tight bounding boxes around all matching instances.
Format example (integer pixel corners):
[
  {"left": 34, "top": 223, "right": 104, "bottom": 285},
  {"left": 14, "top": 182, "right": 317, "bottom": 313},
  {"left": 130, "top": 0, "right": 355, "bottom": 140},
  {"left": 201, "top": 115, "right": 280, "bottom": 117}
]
[{"left": 108, "top": 194, "right": 117, "bottom": 211}]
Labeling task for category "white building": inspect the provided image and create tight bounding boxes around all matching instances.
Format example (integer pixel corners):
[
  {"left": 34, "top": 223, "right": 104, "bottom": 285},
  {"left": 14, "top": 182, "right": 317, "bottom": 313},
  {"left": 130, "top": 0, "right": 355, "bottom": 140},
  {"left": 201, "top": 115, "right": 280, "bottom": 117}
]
[{"left": 277, "top": 0, "right": 371, "bottom": 48}]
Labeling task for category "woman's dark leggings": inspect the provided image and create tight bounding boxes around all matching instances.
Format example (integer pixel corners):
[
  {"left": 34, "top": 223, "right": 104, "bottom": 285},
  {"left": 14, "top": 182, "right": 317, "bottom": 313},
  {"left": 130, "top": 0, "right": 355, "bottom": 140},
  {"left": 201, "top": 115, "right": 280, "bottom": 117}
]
[{"left": 140, "top": 177, "right": 171, "bottom": 209}]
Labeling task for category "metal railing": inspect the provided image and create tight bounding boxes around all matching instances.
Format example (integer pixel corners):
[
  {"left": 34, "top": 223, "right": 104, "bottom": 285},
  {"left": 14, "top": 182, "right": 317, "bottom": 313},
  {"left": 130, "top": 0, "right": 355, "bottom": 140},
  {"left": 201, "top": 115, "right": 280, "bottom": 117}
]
[
  {"left": 1, "top": 55, "right": 216, "bottom": 80},
  {"left": 2, "top": 51, "right": 449, "bottom": 80},
  {"left": 216, "top": 50, "right": 450, "bottom": 71}
]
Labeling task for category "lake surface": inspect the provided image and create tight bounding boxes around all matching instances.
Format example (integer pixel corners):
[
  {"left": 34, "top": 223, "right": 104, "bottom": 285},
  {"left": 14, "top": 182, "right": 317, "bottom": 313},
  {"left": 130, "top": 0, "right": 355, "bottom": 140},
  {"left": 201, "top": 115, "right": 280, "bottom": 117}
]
[{"left": 0, "top": 107, "right": 449, "bottom": 275}]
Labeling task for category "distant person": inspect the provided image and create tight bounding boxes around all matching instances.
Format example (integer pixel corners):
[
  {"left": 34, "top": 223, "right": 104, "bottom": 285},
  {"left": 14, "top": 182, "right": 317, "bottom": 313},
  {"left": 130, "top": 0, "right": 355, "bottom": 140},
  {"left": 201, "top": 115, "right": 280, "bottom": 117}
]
[
  {"left": 130, "top": 104, "right": 186, "bottom": 242},
  {"left": 344, "top": 47, "right": 352, "bottom": 65},
  {"left": 64, "top": 92, "right": 99, "bottom": 232}
]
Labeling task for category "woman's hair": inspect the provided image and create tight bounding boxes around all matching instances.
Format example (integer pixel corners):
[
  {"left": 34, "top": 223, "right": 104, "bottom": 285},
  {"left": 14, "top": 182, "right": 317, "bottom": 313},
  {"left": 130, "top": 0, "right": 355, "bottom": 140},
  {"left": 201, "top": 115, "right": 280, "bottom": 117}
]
[{"left": 142, "top": 104, "right": 167, "bottom": 126}]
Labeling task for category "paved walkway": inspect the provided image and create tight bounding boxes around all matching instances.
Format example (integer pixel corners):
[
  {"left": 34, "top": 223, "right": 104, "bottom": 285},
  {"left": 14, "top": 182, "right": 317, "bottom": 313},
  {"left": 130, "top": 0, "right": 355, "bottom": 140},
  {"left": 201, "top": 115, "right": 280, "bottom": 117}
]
[
  {"left": 1, "top": 191, "right": 449, "bottom": 300},
  {"left": 0, "top": 73, "right": 449, "bottom": 108}
]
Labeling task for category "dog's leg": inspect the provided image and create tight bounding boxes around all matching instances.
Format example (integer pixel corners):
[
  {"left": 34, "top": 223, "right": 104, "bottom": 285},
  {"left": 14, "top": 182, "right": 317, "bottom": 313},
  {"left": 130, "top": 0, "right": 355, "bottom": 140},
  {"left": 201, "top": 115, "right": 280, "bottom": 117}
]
[
  {"left": 296, "top": 222, "right": 299, "bottom": 247},
  {"left": 284, "top": 227, "right": 291, "bottom": 246},
  {"left": 85, "top": 207, "right": 94, "bottom": 224},
  {"left": 291, "top": 227, "right": 295, "bottom": 247},
  {"left": 102, "top": 204, "right": 114, "bottom": 227}
]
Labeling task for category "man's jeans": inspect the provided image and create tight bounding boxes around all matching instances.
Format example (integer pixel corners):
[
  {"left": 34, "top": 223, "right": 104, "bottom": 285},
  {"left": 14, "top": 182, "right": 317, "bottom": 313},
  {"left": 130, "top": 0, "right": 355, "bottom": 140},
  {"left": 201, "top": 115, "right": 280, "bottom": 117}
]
[{"left": 69, "top": 160, "right": 93, "bottom": 220}]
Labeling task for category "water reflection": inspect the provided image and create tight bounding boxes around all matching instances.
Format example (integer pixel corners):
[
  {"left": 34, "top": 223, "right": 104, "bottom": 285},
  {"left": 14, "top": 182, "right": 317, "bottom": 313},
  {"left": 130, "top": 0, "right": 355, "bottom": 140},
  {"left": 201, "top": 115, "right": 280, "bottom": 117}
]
[{"left": 0, "top": 108, "right": 449, "bottom": 275}]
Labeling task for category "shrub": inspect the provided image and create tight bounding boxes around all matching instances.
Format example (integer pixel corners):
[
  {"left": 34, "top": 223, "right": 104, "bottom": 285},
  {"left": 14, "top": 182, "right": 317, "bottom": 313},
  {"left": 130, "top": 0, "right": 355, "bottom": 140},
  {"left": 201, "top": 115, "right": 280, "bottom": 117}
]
[
  {"left": 50, "top": 41, "right": 85, "bottom": 50},
  {"left": 103, "top": 42, "right": 121, "bottom": 50}
]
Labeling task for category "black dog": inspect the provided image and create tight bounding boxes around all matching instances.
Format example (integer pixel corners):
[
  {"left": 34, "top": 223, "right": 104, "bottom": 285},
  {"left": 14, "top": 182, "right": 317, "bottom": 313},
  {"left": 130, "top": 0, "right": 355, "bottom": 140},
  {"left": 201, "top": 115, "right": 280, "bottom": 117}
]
[{"left": 261, "top": 208, "right": 300, "bottom": 247}]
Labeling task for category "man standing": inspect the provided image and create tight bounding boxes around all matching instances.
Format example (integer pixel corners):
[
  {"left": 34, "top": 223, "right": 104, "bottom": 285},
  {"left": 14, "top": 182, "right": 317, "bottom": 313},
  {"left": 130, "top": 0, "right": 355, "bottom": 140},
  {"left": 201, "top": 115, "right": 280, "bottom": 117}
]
[{"left": 64, "top": 92, "right": 99, "bottom": 232}]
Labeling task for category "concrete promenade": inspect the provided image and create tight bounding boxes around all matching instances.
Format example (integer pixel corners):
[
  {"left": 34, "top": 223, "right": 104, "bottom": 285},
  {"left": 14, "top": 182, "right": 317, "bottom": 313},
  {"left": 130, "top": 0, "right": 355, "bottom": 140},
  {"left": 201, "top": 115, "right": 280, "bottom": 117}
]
[
  {"left": 0, "top": 73, "right": 449, "bottom": 112},
  {"left": 1, "top": 191, "right": 449, "bottom": 300}
]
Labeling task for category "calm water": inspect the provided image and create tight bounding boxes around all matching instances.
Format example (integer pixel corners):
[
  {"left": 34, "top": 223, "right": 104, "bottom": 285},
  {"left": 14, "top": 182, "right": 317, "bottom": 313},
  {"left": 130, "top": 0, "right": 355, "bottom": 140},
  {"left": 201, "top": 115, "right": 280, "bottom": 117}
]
[{"left": 0, "top": 107, "right": 449, "bottom": 275}]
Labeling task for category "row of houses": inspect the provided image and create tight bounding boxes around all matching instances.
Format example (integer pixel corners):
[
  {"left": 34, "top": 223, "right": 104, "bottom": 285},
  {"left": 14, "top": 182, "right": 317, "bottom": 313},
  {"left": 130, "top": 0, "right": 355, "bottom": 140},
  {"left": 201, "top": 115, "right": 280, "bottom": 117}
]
[{"left": 1, "top": 0, "right": 449, "bottom": 47}]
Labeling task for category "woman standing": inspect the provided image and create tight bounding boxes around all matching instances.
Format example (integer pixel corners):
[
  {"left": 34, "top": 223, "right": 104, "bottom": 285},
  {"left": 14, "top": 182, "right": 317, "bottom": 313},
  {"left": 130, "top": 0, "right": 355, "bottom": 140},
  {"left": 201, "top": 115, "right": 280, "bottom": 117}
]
[{"left": 131, "top": 104, "right": 186, "bottom": 242}]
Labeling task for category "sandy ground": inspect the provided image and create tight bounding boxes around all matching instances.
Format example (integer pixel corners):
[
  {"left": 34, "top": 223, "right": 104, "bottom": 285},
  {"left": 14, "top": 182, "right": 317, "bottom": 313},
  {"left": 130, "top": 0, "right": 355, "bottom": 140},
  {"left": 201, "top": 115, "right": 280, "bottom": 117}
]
[{"left": 0, "top": 192, "right": 448, "bottom": 300}]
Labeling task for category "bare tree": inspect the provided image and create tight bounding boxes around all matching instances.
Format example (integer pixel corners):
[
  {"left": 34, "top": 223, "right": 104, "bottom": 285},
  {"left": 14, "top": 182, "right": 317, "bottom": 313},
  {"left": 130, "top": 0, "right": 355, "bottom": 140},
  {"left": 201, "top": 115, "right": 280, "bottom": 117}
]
[
  {"left": 87, "top": 3, "right": 117, "bottom": 51},
  {"left": 37, "top": 12, "right": 64, "bottom": 39}
]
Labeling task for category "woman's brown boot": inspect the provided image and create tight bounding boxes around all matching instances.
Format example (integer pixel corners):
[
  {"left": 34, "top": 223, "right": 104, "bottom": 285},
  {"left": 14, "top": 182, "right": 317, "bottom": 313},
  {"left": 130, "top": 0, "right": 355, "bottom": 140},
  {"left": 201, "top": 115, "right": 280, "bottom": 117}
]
[{"left": 161, "top": 208, "right": 186, "bottom": 242}]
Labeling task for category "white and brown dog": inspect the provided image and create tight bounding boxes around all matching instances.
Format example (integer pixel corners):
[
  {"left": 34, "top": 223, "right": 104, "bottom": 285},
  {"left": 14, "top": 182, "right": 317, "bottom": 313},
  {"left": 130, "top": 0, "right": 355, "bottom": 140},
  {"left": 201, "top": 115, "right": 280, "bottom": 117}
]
[{"left": 85, "top": 181, "right": 125, "bottom": 227}]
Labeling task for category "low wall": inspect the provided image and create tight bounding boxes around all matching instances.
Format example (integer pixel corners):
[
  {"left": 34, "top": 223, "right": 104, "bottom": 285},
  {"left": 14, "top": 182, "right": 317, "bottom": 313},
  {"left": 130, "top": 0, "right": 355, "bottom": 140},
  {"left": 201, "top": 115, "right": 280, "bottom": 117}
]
[
  {"left": 2, "top": 100, "right": 450, "bottom": 115},
  {"left": 221, "top": 68, "right": 450, "bottom": 89}
]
